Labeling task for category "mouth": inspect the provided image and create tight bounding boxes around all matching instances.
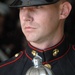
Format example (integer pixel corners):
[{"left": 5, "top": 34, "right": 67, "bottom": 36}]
[{"left": 25, "top": 26, "right": 36, "bottom": 31}]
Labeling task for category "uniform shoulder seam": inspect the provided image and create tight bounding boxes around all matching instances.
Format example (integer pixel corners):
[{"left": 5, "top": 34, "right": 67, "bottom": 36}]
[
  {"left": 72, "top": 45, "right": 75, "bottom": 50},
  {"left": 0, "top": 51, "right": 23, "bottom": 68}
]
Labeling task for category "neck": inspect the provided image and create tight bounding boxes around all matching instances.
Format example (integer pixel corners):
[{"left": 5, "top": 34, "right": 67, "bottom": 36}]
[{"left": 30, "top": 33, "right": 64, "bottom": 50}]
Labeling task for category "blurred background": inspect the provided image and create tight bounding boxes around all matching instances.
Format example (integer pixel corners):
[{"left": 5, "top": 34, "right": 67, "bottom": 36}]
[
  {"left": 0, "top": 0, "right": 26, "bottom": 62},
  {"left": 0, "top": 0, "right": 75, "bottom": 62}
]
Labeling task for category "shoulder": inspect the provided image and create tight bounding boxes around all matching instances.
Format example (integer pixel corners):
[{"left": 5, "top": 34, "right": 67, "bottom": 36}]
[
  {"left": 69, "top": 44, "right": 75, "bottom": 53},
  {"left": 68, "top": 44, "right": 75, "bottom": 54},
  {"left": 72, "top": 45, "right": 75, "bottom": 51},
  {"left": 70, "top": 44, "right": 75, "bottom": 55},
  {"left": 68, "top": 44, "right": 75, "bottom": 61},
  {"left": 0, "top": 51, "right": 24, "bottom": 68}
]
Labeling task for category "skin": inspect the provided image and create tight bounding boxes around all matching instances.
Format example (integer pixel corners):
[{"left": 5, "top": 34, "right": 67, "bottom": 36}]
[{"left": 19, "top": 1, "right": 72, "bottom": 49}]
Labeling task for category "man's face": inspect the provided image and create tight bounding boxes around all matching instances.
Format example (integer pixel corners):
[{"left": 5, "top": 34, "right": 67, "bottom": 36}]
[{"left": 19, "top": 2, "right": 68, "bottom": 43}]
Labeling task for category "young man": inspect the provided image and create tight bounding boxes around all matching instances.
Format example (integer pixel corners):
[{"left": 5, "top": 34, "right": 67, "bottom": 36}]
[{"left": 0, "top": 0, "right": 75, "bottom": 75}]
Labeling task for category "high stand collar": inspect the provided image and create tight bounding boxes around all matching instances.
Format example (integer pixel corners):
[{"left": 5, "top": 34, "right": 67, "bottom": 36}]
[{"left": 25, "top": 35, "right": 70, "bottom": 64}]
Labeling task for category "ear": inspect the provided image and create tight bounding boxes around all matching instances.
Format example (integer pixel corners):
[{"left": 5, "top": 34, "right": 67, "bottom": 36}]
[{"left": 59, "top": 2, "right": 72, "bottom": 19}]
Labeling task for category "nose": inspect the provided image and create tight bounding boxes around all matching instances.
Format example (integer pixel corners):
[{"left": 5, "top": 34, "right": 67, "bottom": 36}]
[{"left": 21, "top": 7, "right": 33, "bottom": 22}]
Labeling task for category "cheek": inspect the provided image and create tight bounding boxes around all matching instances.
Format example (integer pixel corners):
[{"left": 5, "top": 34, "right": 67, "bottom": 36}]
[
  {"left": 19, "top": 11, "right": 24, "bottom": 23},
  {"left": 35, "top": 12, "right": 59, "bottom": 33},
  {"left": 34, "top": 12, "right": 49, "bottom": 26},
  {"left": 33, "top": 12, "right": 52, "bottom": 33},
  {"left": 19, "top": 13, "right": 22, "bottom": 24}
]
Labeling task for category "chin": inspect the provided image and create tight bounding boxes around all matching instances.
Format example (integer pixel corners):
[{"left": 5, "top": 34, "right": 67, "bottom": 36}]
[{"left": 26, "top": 37, "right": 38, "bottom": 43}]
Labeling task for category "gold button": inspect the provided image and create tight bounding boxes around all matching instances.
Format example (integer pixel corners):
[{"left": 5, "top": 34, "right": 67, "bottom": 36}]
[
  {"left": 44, "top": 64, "right": 51, "bottom": 69},
  {"left": 15, "top": 53, "right": 19, "bottom": 57},
  {"left": 31, "top": 50, "right": 37, "bottom": 56},
  {"left": 53, "top": 49, "right": 59, "bottom": 56}
]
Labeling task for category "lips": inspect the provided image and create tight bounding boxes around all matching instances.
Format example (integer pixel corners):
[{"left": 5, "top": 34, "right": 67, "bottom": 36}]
[{"left": 25, "top": 26, "right": 36, "bottom": 31}]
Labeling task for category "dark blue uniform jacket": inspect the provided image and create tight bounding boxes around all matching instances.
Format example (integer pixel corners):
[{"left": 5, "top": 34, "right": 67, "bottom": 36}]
[{"left": 0, "top": 36, "right": 75, "bottom": 75}]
